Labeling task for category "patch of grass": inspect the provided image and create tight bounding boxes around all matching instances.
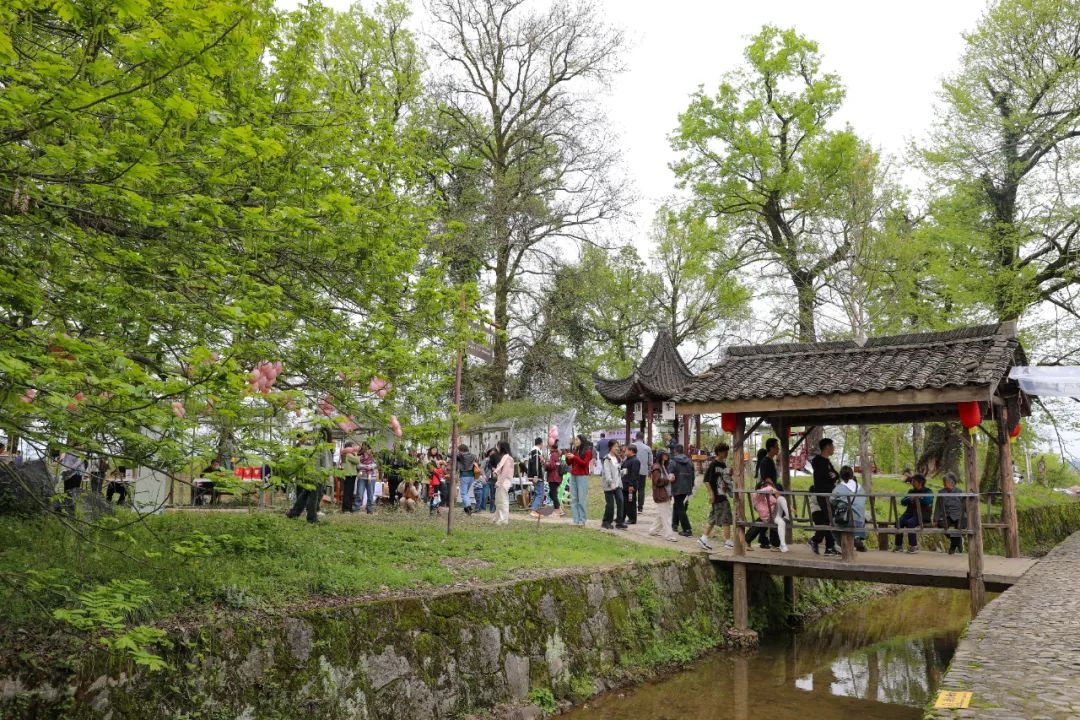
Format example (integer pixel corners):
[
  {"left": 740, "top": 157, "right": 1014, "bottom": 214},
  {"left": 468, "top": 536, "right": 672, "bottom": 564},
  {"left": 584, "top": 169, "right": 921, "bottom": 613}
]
[{"left": 0, "top": 508, "right": 676, "bottom": 638}]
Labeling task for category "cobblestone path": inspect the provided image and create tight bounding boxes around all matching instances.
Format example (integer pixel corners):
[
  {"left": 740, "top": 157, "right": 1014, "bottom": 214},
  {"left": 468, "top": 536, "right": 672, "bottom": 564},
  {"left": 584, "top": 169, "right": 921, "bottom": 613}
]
[{"left": 929, "top": 531, "right": 1080, "bottom": 719}]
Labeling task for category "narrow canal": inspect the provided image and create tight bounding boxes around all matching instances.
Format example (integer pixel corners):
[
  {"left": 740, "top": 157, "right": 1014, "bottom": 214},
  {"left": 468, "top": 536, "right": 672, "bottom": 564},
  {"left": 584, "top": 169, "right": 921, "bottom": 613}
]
[{"left": 563, "top": 587, "right": 972, "bottom": 720}]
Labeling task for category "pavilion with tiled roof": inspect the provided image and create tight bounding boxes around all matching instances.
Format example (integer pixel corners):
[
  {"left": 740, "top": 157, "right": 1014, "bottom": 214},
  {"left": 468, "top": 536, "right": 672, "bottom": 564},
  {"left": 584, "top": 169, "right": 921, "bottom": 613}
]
[
  {"left": 594, "top": 330, "right": 697, "bottom": 446},
  {"left": 670, "top": 322, "right": 1033, "bottom": 626}
]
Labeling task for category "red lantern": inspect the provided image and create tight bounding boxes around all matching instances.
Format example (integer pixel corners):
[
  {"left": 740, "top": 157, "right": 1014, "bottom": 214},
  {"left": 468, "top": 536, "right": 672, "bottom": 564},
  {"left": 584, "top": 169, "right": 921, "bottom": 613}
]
[
  {"left": 957, "top": 401, "right": 982, "bottom": 429},
  {"left": 1009, "top": 422, "right": 1021, "bottom": 439},
  {"left": 721, "top": 413, "right": 738, "bottom": 433}
]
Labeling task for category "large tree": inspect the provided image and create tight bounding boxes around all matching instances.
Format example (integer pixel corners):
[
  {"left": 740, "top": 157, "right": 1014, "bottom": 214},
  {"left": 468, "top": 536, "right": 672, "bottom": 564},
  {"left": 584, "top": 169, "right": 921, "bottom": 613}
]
[
  {"left": 672, "top": 26, "right": 862, "bottom": 343},
  {"left": 919, "top": 0, "right": 1080, "bottom": 325},
  {"left": 0, "top": 1, "right": 451, "bottom": 474},
  {"left": 427, "top": 0, "right": 628, "bottom": 402}
]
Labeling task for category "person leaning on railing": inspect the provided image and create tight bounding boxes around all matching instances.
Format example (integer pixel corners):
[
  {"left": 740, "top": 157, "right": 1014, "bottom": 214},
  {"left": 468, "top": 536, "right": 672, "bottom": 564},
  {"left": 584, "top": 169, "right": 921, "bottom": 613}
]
[
  {"left": 934, "top": 472, "right": 965, "bottom": 555},
  {"left": 894, "top": 473, "right": 934, "bottom": 553},
  {"left": 830, "top": 465, "right": 867, "bottom": 552}
]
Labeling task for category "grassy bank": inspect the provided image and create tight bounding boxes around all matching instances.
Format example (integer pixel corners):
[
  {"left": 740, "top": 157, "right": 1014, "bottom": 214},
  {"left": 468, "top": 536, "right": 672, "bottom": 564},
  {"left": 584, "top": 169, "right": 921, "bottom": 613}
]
[{"left": 0, "top": 508, "right": 676, "bottom": 645}]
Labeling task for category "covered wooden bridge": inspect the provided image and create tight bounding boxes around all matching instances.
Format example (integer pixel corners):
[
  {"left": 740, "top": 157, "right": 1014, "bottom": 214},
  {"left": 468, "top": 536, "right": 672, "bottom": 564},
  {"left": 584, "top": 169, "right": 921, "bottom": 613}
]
[{"left": 669, "top": 322, "right": 1035, "bottom": 626}]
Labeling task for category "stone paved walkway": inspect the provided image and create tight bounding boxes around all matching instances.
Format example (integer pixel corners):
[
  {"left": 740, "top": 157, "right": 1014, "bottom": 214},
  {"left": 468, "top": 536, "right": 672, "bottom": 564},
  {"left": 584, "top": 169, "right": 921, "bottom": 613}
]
[{"left": 928, "top": 531, "right": 1080, "bottom": 720}]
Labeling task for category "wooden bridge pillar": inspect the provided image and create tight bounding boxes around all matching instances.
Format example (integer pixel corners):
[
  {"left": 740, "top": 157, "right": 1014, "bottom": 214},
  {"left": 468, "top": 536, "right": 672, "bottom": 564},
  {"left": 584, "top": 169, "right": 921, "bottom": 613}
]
[
  {"left": 995, "top": 404, "right": 1020, "bottom": 558},
  {"left": 963, "top": 429, "right": 987, "bottom": 615},
  {"left": 732, "top": 562, "right": 749, "bottom": 631}
]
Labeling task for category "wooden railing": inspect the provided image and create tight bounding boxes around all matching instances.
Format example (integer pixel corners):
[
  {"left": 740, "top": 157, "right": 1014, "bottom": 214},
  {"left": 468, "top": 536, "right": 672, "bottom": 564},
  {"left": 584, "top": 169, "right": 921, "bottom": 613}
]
[{"left": 730, "top": 488, "right": 994, "bottom": 561}]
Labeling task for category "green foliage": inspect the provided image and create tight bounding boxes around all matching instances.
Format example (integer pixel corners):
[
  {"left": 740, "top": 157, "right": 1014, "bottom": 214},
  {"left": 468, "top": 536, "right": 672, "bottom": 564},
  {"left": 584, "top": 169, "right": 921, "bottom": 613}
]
[
  {"left": 527, "top": 687, "right": 557, "bottom": 714},
  {"left": 0, "top": 0, "right": 456, "bottom": 476}
]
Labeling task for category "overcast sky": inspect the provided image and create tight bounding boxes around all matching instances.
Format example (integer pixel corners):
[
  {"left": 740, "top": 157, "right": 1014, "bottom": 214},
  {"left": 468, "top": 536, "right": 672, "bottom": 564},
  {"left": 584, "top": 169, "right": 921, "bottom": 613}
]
[{"left": 281, "top": 0, "right": 989, "bottom": 239}]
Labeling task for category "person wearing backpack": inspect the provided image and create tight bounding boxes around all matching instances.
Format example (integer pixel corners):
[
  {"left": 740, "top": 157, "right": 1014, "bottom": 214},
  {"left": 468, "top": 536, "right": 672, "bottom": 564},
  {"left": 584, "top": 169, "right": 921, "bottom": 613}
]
[
  {"left": 830, "top": 465, "right": 867, "bottom": 552},
  {"left": 527, "top": 437, "right": 547, "bottom": 517},
  {"left": 456, "top": 443, "right": 479, "bottom": 515}
]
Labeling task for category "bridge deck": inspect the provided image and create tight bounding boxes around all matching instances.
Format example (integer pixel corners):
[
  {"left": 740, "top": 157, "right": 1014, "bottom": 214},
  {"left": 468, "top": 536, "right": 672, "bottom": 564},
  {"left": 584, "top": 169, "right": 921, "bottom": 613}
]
[{"left": 709, "top": 544, "right": 1037, "bottom": 592}]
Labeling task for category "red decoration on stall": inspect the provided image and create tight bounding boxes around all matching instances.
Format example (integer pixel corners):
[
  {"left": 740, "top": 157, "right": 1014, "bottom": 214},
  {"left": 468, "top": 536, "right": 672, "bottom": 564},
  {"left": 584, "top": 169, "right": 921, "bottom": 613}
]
[
  {"left": 1009, "top": 422, "right": 1021, "bottom": 439},
  {"left": 957, "top": 401, "right": 982, "bottom": 429},
  {"left": 721, "top": 413, "right": 738, "bottom": 433}
]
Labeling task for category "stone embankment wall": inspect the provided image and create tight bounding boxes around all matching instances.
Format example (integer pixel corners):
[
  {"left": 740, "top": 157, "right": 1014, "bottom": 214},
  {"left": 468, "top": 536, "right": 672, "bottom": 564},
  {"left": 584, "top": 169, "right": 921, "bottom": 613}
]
[
  {"left": 1, "top": 557, "right": 733, "bottom": 719},
  {"left": 929, "top": 531, "right": 1080, "bottom": 720}
]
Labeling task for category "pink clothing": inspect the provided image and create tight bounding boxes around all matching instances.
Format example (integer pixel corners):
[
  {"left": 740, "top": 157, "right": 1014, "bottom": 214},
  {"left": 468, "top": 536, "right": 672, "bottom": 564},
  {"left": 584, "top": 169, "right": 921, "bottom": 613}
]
[
  {"left": 751, "top": 485, "right": 779, "bottom": 521},
  {"left": 494, "top": 453, "right": 515, "bottom": 489}
]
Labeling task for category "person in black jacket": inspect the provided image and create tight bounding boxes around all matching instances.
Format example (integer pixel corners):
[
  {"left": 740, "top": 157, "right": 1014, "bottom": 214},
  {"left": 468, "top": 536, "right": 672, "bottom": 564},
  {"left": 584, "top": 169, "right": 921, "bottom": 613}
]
[
  {"left": 619, "top": 445, "right": 641, "bottom": 525},
  {"left": 667, "top": 444, "right": 696, "bottom": 537},
  {"left": 808, "top": 438, "right": 840, "bottom": 556}
]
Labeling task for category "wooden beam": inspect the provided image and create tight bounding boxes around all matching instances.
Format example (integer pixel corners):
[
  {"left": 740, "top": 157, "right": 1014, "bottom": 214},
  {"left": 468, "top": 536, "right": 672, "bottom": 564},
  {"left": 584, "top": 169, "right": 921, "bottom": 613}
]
[
  {"left": 963, "top": 429, "right": 987, "bottom": 615},
  {"left": 732, "top": 562, "right": 749, "bottom": 631},
  {"left": 777, "top": 419, "right": 793, "bottom": 546},
  {"left": 995, "top": 404, "right": 1020, "bottom": 558},
  {"left": 677, "top": 386, "right": 991, "bottom": 417},
  {"left": 733, "top": 416, "right": 747, "bottom": 557}
]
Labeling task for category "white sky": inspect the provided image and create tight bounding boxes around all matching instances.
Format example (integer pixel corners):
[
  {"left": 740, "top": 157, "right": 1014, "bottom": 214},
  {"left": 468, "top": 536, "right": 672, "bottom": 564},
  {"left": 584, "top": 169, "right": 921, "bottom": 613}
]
[{"left": 281, "top": 0, "right": 989, "bottom": 238}]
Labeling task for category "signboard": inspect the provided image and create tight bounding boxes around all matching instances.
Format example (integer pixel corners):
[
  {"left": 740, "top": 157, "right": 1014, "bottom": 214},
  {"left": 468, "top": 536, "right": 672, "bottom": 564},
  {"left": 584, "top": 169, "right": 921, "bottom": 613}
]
[
  {"left": 633, "top": 402, "right": 643, "bottom": 421},
  {"left": 662, "top": 401, "right": 677, "bottom": 421},
  {"left": 933, "top": 691, "right": 972, "bottom": 709},
  {"left": 466, "top": 320, "right": 497, "bottom": 363}
]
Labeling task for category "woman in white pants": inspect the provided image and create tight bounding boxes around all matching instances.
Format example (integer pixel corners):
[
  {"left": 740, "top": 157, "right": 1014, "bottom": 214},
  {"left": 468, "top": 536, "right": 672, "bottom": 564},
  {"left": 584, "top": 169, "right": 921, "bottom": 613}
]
[
  {"left": 492, "top": 440, "right": 514, "bottom": 525},
  {"left": 750, "top": 478, "right": 789, "bottom": 552},
  {"left": 648, "top": 450, "right": 679, "bottom": 542}
]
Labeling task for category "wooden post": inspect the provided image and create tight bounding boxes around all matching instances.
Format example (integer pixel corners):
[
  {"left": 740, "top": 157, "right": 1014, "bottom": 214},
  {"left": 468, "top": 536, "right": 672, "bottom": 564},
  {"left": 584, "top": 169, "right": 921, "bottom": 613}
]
[
  {"left": 624, "top": 404, "right": 633, "bottom": 447},
  {"left": 995, "top": 404, "right": 1020, "bottom": 558},
  {"left": 840, "top": 531, "right": 855, "bottom": 561},
  {"left": 732, "top": 562, "right": 749, "bottom": 631},
  {"left": 777, "top": 420, "right": 792, "bottom": 545},
  {"left": 695, "top": 413, "right": 702, "bottom": 452},
  {"left": 963, "top": 429, "right": 987, "bottom": 615},
  {"left": 682, "top": 414, "right": 690, "bottom": 449},
  {"left": 647, "top": 401, "right": 654, "bottom": 446},
  {"left": 858, "top": 424, "right": 873, "bottom": 494},
  {"left": 733, "top": 416, "right": 747, "bottom": 557}
]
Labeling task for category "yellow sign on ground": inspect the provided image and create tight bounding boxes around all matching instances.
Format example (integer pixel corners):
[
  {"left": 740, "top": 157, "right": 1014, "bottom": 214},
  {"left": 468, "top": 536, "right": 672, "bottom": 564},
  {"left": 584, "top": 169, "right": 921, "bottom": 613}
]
[{"left": 934, "top": 691, "right": 973, "bottom": 709}]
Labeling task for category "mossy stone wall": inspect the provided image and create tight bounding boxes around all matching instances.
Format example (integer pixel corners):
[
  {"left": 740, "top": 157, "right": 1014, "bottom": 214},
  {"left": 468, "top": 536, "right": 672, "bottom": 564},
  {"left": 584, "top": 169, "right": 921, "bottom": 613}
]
[{"left": 1, "top": 557, "right": 733, "bottom": 719}]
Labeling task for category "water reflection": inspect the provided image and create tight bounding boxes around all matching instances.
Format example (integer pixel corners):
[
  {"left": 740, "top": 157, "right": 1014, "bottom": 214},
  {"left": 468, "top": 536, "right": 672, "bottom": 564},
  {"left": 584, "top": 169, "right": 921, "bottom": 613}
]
[{"left": 562, "top": 588, "right": 970, "bottom": 720}]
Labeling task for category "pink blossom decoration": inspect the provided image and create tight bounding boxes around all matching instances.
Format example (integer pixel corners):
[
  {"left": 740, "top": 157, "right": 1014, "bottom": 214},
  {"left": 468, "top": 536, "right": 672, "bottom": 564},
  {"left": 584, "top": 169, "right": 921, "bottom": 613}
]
[
  {"left": 368, "top": 377, "right": 391, "bottom": 399},
  {"left": 171, "top": 401, "right": 186, "bottom": 419},
  {"left": 390, "top": 415, "right": 402, "bottom": 438},
  {"left": 19, "top": 388, "right": 37, "bottom": 403}
]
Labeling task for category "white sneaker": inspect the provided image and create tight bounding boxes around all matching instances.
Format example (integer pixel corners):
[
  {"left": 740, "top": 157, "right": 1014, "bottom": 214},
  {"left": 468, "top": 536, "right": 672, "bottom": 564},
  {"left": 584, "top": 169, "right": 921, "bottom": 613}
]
[
  {"left": 780, "top": 546, "right": 789, "bottom": 553},
  {"left": 724, "top": 540, "right": 734, "bottom": 548},
  {"left": 698, "top": 537, "right": 713, "bottom": 550}
]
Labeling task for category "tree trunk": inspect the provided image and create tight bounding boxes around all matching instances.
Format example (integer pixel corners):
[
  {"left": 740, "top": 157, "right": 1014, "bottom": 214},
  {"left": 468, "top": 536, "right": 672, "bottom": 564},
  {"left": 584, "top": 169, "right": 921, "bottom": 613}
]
[
  {"left": 916, "top": 423, "right": 962, "bottom": 478},
  {"left": 979, "top": 440, "right": 1001, "bottom": 496},
  {"left": 911, "top": 423, "right": 924, "bottom": 468},
  {"left": 858, "top": 424, "right": 872, "bottom": 493},
  {"left": 489, "top": 246, "right": 510, "bottom": 403}
]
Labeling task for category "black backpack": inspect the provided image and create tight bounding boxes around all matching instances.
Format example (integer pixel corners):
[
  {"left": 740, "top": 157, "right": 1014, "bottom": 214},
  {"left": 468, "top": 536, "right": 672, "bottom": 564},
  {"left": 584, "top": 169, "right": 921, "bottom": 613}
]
[
  {"left": 831, "top": 492, "right": 855, "bottom": 526},
  {"left": 527, "top": 448, "right": 543, "bottom": 478}
]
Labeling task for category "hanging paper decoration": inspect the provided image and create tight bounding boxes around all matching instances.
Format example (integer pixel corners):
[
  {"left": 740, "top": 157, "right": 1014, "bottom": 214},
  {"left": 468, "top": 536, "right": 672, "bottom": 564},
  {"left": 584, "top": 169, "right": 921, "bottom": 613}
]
[
  {"left": 390, "top": 415, "right": 402, "bottom": 438},
  {"left": 548, "top": 425, "right": 559, "bottom": 446},
  {"left": 721, "top": 413, "right": 738, "bottom": 433},
  {"left": 957, "top": 401, "right": 982, "bottom": 429},
  {"left": 368, "top": 377, "right": 391, "bottom": 399},
  {"left": 1009, "top": 422, "right": 1022, "bottom": 439}
]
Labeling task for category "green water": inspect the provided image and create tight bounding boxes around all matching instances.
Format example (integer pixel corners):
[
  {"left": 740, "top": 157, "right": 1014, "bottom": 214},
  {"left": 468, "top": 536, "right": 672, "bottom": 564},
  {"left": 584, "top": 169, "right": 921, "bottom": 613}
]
[{"left": 563, "top": 588, "right": 972, "bottom": 720}]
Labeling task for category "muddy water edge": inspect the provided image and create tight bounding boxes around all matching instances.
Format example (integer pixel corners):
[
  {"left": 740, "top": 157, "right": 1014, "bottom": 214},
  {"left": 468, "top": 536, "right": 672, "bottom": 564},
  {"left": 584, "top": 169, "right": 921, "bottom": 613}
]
[{"left": 562, "top": 587, "right": 973, "bottom": 720}]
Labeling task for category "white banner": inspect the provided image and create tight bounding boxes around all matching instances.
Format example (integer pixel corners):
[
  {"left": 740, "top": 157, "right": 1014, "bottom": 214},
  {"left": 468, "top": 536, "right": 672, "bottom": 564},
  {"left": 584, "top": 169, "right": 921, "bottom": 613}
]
[{"left": 662, "top": 401, "right": 677, "bottom": 421}]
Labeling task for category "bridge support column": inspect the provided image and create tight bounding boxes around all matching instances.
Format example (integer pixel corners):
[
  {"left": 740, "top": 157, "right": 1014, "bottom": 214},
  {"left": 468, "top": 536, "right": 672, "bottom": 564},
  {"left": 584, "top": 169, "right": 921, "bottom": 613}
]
[
  {"left": 995, "top": 404, "right": 1020, "bottom": 558},
  {"left": 783, "top": 576, "right": 796, "bottom": 610},
  {"left": 963, "top": 429, "right": 987, "bottom": 615},
  {"left": 732, "top": 416, "right": 747, "bottom": 557},
  {"left": 732, "top": 562, "right": 748, "bottom": 631}
]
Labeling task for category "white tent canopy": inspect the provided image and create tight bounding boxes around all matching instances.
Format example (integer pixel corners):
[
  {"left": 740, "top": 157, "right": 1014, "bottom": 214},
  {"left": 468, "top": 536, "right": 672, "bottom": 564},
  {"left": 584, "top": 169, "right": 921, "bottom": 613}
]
[{"left": 1008, "top": 366, "right": 1080, "bottom": 397}]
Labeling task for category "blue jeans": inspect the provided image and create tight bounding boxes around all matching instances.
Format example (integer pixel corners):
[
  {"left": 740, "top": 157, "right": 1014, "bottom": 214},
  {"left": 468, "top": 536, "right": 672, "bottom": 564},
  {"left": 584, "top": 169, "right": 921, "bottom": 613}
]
[
  {"left": 459, "top": 474, "right": 475, "bottom": 509},
  {"left": 354, "top": 477, "right": 375, "bottom": 512},
  {"left": 569, "top": 475, "right": 588, "bottom": 525},
  {"left": 530, "top": 479, "right": 546, "bottom": 511},
  {"left": 486, "top": 480, "right": 496, "bottom": 512},
  {"left": 833, "top": 519, "right": 866, "bottom": 545},
  {"left": 896, "top": 514, "right": 920, "bottom": 548}
]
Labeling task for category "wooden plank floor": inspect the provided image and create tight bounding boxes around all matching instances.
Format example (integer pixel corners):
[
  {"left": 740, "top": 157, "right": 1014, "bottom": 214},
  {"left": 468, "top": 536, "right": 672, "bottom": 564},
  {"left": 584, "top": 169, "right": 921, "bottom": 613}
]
[{"left": 709, "top": 544, "right": 1037, "bottom": 592}]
